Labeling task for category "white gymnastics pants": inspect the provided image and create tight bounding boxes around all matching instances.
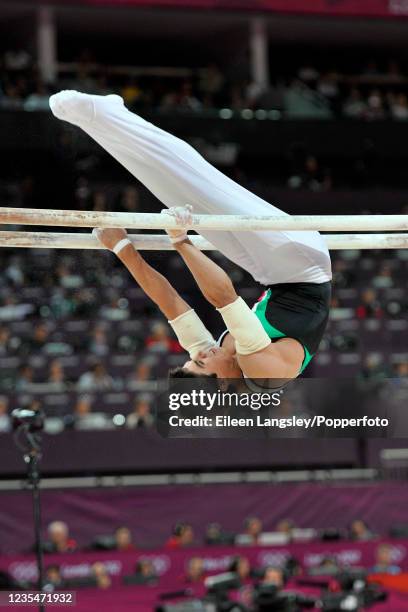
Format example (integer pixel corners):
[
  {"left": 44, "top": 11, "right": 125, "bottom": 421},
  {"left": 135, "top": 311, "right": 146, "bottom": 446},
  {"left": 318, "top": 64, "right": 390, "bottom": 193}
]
[{"left": 49, "top": 91, "right": 332, "bottom": 286}]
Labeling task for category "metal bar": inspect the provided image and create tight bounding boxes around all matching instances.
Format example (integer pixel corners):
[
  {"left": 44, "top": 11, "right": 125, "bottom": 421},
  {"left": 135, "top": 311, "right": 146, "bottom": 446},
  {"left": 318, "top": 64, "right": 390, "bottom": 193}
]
[
  {"left": 1, "top": 231, "right": 408, "bottom": 250},
  {"left": 0, "top": 207, "right": 408, "bottom": 231}
]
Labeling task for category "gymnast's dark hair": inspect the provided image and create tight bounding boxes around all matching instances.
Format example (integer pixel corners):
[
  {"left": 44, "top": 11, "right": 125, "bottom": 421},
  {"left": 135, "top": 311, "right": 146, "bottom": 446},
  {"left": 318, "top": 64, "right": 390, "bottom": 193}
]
[{"left": 168, "top": 367, "right": 217, "bottom": 379}]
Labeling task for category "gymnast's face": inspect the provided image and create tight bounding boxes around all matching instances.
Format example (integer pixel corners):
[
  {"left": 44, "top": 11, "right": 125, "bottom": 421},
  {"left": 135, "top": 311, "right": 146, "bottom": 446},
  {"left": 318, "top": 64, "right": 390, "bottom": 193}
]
[{"left": 184, "top": 347, "right": 241, "bottom": 378}]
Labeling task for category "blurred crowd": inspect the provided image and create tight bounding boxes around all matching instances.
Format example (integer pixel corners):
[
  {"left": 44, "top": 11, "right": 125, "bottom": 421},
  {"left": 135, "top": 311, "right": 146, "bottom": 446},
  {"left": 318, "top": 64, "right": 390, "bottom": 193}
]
[
  {"left": 41, "top": 516, "right": 396, "bottom": 553},
  {"left": 27, "top": 516, "right": 403, "bottom": 594},
  {"left": 2, "top": 48, "right": 408, "bottom": 121},
  {"left": 0, "top": 174, "right": 407, "bottom": 434}
]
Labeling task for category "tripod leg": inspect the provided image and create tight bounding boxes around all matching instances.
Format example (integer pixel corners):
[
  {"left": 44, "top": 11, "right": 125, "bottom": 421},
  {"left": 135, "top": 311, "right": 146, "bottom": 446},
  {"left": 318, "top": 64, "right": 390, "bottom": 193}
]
[{"left": 28, "top": 453, "right": 45, "bottom": 612}]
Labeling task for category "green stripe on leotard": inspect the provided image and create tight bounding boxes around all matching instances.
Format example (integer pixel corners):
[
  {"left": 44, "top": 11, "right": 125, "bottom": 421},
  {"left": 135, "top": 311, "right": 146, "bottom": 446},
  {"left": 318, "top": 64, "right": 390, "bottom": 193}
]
[{"left": 252, "top": 289, "right": 313, "bottom": 374}]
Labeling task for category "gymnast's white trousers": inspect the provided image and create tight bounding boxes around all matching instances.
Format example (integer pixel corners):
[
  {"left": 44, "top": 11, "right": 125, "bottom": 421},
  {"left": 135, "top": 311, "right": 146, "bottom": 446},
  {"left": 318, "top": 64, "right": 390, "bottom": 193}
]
[{"left": 49, "top": 91, "right": 332, "bottom": 286}]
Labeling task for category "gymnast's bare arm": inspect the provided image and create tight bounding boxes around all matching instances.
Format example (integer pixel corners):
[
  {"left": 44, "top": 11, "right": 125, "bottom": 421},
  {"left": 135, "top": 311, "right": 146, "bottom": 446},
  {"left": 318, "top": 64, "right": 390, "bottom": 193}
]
[
  {"left": 173, "top": 237, "right": 304, "bottom": 379},
  {"left": 173, "top": 237, "right": 237, "bottom": 309},
  {"left": 96, "top": 228, "right": 190, "bottom": 321}
]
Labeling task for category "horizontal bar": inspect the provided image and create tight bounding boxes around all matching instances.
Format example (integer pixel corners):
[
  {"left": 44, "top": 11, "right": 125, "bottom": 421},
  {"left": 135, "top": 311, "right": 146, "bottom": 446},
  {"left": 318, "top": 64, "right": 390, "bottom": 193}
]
[
  {"left": 0, "top": 207, "right": 408, "bottom": 231},
  {"left": 1, "top": 231, "right": 408, "bottom": 250}
]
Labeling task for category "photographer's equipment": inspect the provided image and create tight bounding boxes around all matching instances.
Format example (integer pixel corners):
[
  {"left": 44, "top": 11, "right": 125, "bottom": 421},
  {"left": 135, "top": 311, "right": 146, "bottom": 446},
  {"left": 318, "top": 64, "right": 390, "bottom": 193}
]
[
  {"left": 254, "top": 586, "right": 316, "bottom": 611},
  {"left": 320, "top": 528, "right": 344, "bottom": 541},
  {"left": 123, "top": 574, "right": 159, "bottom": 586},
  {"left": 205, "top": 573, "right": 241, "bottom": 595},
  {"left": 389, "top": 524, "right": 408, "bottom": 538},
  {"left": 90, "top": 534, "right": 116, "bottom": 550},
  {"left": 12, "top": 408, "right": 46, "bottom": 612}
]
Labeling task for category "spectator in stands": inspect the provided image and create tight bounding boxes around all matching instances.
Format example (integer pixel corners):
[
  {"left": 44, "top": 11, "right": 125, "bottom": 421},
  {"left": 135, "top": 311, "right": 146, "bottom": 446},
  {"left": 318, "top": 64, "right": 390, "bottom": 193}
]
[
  {"left": 74, "top": 176, "right": 91, "bottom": 209},
  {"left": 285, "top": 78, "right": 332, "bottom": 119},
  {"left": 183, "top": 80, "right": 201, "bottom": 110},
  {"left": 56, "top": 262, "right": 84, "bottom": 290},
  {"left": 395, "top": 362, "right": 408, "bottom": 378},
  {"left": 199, "top": 63, "right": 224, "bottom": 107},
  {"left": 88, "top": 327, "right": 110, "bottom": 357},
  {"left": 0, "top": 326, "right": 14, "bottom": 356},
  {"left": 166, "top": 523, "right": 195, "bottom": 549},
  {"left": 287, "top": 155, "right": 332, "bottom": 192},
  {"left": 317, "top": 72, "right": 339, "bottom": 106},
  {"left": 242, "top": 516, "right": 263, "bottom": 545},
  {"left": 0, "top": 397, "right": 11, "bottom": 433},
  {"left": 24, "top": 81, "right": 50, "bottom": 111},
  {"left": 332, "top": 258, "right": 355, "bottom": 289},
  {"left": 4, "top": 255, "right": 25, "bottom": 287},
  {"left": 229, "top": 556, "right": 251, "bottom": 582},
  {"left": 373, "top": 263, "right": 394, "bottom": 289},
  {"left": 283, "top": 555, "right": 302, "bottom": 579},
  {"left": 126, "top": 395, "right": 155, "bottom": 429},
  {"left": 114, "top": 526, "right": 136, "bottom": 551},
  {"left": 0, "top": 84, "right": 23, "bottom": 110},
  {"left": 126, "top": 360, "right": 157, "bottom": 392},
  {"left": 47, "top": 360, "right": 67, "bottom": 392},
  {"left": 91, "top": 562, "right": 112, "bottom": 589},
  {"left": 205, "top": 522, "right": 234, "bottom": 546},
  {"left": 92, "top": 190, "right": 108, "bottom": 212},
  {"left": 4, "top": 47, "right": 32, "bottom": 71},
  {"left": 185, "top": 557, "right": 205, "bottom": 583},
  {"left": 77, "top": 362, "right": 116, "bottom": 391},
  {"left": 15, "top": 365, "right": 35, "bottom": 391},
  {"left": 390, "top": 93, "right": 408, "bottom": 121},
  {"left": 360, "top": 354, "right": 391, "bottom": 381},
  {"left": 356, "top": 289, "right": 383, "bottom": 319},
  {"left": 72, "top": 288, "right": 98, "bottom": 319},
  {"left": 365, "top": 90, "right": 386, "bottom": 120},
  {"left": 121, "top": 78, "right": 143, "bottom": 106},
  {"left": 349, "top": 520, "right": 375, "bottom": 541},
  {"left": 205, "top": 523, "right": 221, "bottom": 546},
  {"left": 275, "top": 519, "right": 296, "bottom": 539},
  {"left": 0, "top": 294, "right": 34, "bottom": 321},
  {"left": 343, "top": 88, "right": 367, "bottom": 119},
  {"left": 372, "top": 544, "right": 401, "bottom": 575},
  {"left": 118, "top": 185, "right": 140, "bottom": 213},
  {"left": 49, "top": 288, "right": 76, "bottom": 320},
  {"left": 43, "top": 521, "right": 77, "bottom": 554},
  {"left": 145, "top": 321, "right": 181, "bottom": 354},
  {"left": 27, "top": 323, "right": 52, "bottom": 352},
  {"left": 298, "top": 65, "right": 320, "bottom": 84},
  {"left": 329, "top": 296, "right": 352, "bottom": 321},
  {"left": 315, "top": 556, "right": 341, "bottom": 574},
  {"left": 73, "top": 394, "right": 111, "bottom": 430},
  {"left": 73, "top": 394, "right": 93, "bottom": 419},
  {"left": 262, "top": 566, "right": 285, "bottom": 587},
  {"left": 72, "top": 65, "right": 97, "bottom": 94},
  {"left": 129, "top": 560, "right": 158, "bottom": 585},
  {"left": 162, "top": 80, "right": 202, "bottom": 112},
  {"left": 44, "top": 565, "right": 64, "bottom": 590},
  {"left": 100, "top": 295, "right": 130, "bottom": 321}
]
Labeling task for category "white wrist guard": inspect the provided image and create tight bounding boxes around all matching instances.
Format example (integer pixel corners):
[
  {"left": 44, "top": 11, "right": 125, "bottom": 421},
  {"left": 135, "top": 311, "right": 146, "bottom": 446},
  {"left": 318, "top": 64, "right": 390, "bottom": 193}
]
[
  {"left": 168, "top": 232, "right": 188, "bottom": 244},
  {"left": 168, "top": 309, "right": 216, "bottom": 359},
  {"left": 113, "top": 238, "right": 132, "bottom": 255},
  {"left": 217, "top": 296, "right": 271, "bottom": 355}
]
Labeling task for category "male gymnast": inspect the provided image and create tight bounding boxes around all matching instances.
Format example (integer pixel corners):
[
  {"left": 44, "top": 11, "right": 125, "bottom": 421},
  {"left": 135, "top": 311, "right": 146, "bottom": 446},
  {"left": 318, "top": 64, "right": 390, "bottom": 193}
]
[{"left": 50, "top": 91, "right": 332, "bottom": 382}]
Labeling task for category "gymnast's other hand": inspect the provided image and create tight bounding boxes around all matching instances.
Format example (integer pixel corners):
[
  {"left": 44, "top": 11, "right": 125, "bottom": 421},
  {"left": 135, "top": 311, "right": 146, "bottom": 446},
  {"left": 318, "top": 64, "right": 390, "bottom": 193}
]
[
  {"left": 93, "top": 227, "right": 129, "bottom": 251},
  {"left": 161, "top": 205, "right": 193, "bottom": 243}
]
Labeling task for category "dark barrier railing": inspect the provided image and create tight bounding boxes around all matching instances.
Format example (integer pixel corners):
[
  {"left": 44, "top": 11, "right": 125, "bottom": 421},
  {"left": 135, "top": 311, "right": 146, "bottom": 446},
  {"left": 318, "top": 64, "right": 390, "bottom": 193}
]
[
  {"left": 18, "top": 0, "right": 408, "bottom": 20},
  {"left": 2, "top": 110, "right": 408, "bottom": 158},
  {"left": 0, "top": 430, "right": 358, "bottom": 476}
]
